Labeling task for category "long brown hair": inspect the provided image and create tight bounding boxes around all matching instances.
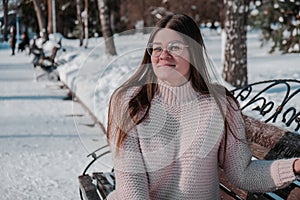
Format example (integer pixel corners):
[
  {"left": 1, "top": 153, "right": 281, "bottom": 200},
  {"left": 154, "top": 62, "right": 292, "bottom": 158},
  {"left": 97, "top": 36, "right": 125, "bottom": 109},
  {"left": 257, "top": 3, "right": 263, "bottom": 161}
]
[{"left": 107, "top": 14, "right": 239, "bottom": 155}]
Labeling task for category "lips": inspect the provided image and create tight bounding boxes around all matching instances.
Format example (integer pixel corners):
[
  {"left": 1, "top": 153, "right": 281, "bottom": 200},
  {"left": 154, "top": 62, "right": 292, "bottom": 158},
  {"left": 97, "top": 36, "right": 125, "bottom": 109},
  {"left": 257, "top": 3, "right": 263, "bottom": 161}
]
[{"left": 158, "top": 63, "right": 176, "bottom": 67}]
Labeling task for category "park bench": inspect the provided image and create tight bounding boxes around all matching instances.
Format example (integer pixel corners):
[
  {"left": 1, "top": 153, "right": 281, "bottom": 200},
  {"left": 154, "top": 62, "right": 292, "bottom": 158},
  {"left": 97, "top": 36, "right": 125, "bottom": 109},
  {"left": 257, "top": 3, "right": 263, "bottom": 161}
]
[
  {"left": 31, "top": 38, "right": 64, "bottom": 81},
  {"left": 78, "top": 79, "right": 300, "bottom": 200}
]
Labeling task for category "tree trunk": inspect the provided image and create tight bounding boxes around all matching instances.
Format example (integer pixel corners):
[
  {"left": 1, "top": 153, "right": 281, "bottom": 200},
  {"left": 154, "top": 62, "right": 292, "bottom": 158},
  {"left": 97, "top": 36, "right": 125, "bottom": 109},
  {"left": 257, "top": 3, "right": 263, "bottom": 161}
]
[
  {"left": 83, "top": 0, "right": 89, "bottom": 48},
  {"left": 2, "top": 0, "right": 9, "bottom": 42},
  {"left": 32, "top": 0, "right": 48, "bottom": 41},
  {"left": 222, "top": 0, "right": 249, "bottom": 88},
  {"left": 76, "top": 0, "right": 84, "bottom": 46},
  {"left": 109, "top": 0, "right": 121, "bottom": 33},
  {"left": 47, "top": 0, "right": 53, "bottom": 34},
  {"left": 97, "top": 0, "right": 117, "bottom": 55}
]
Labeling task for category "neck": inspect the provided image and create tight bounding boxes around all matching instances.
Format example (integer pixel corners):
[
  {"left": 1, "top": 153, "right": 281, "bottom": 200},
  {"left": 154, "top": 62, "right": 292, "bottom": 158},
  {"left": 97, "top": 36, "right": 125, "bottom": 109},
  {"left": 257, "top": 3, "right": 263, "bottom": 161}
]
[
  {"left": 156, "top": 79, "right": 198, "bottom": 105},
  {"left": 161, "top": 77, "right": 190, "bottom": 87}
]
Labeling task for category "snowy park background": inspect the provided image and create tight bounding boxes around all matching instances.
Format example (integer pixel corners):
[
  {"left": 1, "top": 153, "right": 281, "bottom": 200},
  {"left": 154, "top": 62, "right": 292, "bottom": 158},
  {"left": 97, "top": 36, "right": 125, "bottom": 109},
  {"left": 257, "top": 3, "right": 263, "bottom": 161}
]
[
  {"left": 58, "top": 28, "right": 300, "bottom": 134},
  {"left": 0, "top": 28, "right": 299, "bottom": 199}
]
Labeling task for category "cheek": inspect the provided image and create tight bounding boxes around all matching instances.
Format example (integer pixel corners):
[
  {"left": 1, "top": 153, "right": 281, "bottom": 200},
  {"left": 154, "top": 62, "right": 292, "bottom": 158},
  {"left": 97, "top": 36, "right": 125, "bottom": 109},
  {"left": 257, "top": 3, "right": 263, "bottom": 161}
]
[
  {"left": 151, "top": 57, "right": 160, "bottom": 73},
  {"left": 176, "top": 58, "right": 191, "bottom": 76},
  {"left": 151, "top": 56, "right": 158, "bottom": 65}
]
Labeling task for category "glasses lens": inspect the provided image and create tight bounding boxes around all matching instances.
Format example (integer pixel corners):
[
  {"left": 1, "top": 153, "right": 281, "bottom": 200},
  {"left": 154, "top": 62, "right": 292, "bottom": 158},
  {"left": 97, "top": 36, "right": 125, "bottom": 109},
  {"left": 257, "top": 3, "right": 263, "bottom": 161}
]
[
  {"left": 147, "top": 43, "right": 163, "bottom": 57},
  {"left": 146, "top": 41, "right": 187, "bottom": 57},
  {"left": 168, "top": 42, "right": 185, "bottom": 56},
  {"left": 146, "top": 43, "right": 153, "bottom": 56}
]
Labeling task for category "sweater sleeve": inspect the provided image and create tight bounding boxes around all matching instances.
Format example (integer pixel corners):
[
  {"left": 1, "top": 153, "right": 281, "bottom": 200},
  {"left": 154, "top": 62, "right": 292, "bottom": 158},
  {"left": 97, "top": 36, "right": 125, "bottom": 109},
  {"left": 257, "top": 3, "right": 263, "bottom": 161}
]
[
  {"left": 107, "top": 88, "right": 150, "bottom": 200},
  {"left": 108, "top": 127, "right": 150, "bottom": 200},
  {"left": 219, "top": 97, "right": 297, "bottom": 192}
]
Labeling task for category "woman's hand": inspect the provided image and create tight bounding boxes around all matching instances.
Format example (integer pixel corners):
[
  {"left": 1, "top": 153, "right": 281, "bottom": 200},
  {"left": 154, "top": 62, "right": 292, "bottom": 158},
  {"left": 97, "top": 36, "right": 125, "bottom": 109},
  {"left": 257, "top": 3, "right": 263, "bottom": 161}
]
[{"left": 294, "top": 159, "right": 300, "bottom": 175}]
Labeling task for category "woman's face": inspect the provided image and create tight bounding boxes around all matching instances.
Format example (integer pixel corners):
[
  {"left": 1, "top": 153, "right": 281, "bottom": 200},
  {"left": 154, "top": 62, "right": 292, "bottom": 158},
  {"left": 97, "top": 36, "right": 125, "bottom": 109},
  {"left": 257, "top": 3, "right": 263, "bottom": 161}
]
[{"left": 150, "top": 28, "right": 191, "bottom": 86}]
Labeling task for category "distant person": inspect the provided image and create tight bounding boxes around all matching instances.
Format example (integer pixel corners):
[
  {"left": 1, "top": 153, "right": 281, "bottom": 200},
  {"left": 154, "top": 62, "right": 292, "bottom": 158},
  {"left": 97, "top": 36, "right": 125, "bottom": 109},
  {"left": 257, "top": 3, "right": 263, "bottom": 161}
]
[
  {"left": 9, "top": 26, "right": 17, "bottom": 56},
  {"left": 18, "top": 31, "right": 30, "bottom": 52}
]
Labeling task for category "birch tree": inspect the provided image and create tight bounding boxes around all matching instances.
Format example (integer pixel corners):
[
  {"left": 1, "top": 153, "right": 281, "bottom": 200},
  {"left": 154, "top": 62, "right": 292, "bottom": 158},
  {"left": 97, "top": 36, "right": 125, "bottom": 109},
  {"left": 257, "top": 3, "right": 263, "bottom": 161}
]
[
  {"left": 2, "top": 0, "right": 9, "bottom": 41},
  {"left": 83, "top": 0, "right": 89, "bottom": 48},
  {"left": 97, "top": 0, "right": 117, "bottom": 55},
  {"left": 32, "top": 0, "right": 48, "bottom": 41},
  {"left": 47, "top": 0, "right": 53, "bottom": 34},
  {"left": 76, "top": 0, "right": 84, "bottom": 46},
  {"left": 109, "top": 0, "right": 121, "bottom": 33},
  {"left": 222, "top": 0, "right": 250, "bottom": 88}
]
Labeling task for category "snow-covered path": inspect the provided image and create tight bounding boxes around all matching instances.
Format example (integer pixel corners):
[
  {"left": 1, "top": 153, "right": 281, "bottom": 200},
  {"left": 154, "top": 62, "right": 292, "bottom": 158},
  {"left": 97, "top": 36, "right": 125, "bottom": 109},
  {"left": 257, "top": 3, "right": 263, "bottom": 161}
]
[{"left": 0, "top": 46, "right": 109, "bottom": 200}]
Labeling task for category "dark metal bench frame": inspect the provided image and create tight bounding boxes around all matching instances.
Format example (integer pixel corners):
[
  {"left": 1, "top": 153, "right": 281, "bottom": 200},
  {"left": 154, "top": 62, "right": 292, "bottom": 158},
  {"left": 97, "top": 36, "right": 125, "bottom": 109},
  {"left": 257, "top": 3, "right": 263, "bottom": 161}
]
[{"left": 79, "top": 79, "right": 300, "bottom": 200}]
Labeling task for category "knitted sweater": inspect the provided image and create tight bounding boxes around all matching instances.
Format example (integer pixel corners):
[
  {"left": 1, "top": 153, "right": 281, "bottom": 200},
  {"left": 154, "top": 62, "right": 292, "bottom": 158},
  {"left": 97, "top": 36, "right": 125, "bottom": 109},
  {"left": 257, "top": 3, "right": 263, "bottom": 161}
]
[{"left": 107, "top": 80, "right": 297, "bottom": 200}]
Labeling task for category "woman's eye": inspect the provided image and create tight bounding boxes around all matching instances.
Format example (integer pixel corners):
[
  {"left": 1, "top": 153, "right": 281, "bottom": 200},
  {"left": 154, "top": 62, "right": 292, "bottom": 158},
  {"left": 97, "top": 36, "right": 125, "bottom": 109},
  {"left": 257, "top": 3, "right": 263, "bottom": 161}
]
[
  {"left": 153, "top": 47, "right": 162, "bottom": 52},
  {"left": 169, "top": 44, "right": 181, "bottom": 51}
]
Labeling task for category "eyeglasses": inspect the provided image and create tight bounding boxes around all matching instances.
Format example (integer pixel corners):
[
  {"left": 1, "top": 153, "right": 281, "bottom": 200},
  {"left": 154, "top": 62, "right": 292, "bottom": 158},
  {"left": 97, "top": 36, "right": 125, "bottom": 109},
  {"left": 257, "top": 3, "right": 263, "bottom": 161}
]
[{"left": 146, "top": 41, "right": 189, "bottom": 57}]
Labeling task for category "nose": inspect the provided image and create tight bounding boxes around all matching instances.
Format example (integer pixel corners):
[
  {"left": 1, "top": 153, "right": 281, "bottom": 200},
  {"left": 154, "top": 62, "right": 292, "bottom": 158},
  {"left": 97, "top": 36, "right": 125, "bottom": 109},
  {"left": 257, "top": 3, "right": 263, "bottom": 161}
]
[{"left": 159, "top": 49, "right": 171, "bottom": 59}]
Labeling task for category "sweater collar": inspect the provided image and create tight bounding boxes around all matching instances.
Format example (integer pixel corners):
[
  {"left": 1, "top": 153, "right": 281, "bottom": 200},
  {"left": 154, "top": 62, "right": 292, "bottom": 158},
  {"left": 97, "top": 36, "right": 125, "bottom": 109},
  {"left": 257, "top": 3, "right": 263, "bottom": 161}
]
[{"left": 156, "top": 79, "right": 198, "bottom": 105}]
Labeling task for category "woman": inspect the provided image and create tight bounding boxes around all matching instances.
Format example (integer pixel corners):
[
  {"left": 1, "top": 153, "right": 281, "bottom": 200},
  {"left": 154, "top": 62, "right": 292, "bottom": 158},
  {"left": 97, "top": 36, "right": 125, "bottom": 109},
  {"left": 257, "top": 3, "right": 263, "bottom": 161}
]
[{"left": 106, "top": 14, "right": 300, "bottom": 199}]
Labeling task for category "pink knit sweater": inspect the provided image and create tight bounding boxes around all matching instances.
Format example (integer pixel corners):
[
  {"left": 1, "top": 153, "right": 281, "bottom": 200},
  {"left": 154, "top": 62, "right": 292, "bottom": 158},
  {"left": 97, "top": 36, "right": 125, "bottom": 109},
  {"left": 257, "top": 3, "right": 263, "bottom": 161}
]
[{"left": 107, "top": 80, "right": 297, "bottom": 200}]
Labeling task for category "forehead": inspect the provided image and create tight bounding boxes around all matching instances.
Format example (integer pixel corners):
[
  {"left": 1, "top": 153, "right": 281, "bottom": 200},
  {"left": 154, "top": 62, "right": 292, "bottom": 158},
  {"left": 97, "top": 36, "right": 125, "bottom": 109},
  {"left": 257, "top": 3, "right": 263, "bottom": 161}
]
[{"left": 153, "top": 28, "right": 185, "bottom": 43}]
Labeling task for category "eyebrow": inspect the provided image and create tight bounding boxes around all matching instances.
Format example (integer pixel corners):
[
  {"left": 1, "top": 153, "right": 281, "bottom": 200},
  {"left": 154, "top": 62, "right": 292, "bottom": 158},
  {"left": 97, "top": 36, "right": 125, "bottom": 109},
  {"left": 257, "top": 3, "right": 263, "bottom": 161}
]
[
  {"left": 151, "top": 40, "right": 185, "bottom": 45},
  {"left": 151, "top": 42, "right": 162, "bottom": 45}
]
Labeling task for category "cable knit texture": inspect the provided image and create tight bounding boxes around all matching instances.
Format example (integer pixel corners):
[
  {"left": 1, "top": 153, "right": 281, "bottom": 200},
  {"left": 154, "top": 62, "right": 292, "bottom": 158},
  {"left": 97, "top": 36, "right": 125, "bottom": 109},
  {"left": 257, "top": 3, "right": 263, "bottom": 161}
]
[{"left": 107, "top": 80, "right": 297, "bottom": 200}]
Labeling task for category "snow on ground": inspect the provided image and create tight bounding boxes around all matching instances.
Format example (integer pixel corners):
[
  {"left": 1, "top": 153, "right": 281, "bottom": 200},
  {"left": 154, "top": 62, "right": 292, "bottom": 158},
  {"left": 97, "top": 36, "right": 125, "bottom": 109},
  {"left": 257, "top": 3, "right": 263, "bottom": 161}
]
[
  {"left": 0, "top": 28, "right": 299, "bottom": 200},
  {"left": 0, "top": 45, "right": 111, "bottom": 200}
]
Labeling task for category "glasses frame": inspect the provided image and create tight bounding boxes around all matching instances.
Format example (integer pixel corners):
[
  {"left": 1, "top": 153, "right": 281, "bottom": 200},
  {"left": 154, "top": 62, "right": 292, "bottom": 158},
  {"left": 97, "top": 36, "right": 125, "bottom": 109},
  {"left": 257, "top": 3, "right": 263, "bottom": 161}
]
[{"left": 146, "top": 40, "right": 189, "bottom": 57}]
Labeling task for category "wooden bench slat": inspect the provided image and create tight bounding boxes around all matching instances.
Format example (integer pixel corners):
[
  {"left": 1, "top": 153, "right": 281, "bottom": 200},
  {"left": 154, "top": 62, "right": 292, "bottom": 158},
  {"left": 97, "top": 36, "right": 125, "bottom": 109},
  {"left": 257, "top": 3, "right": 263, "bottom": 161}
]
[
  {"left": 243, "top": 115, "right": 286, "bottom": 159},
  {"left": 246, "top": 192, "right": 280, "bottom": 200},
  {"left": 286, "top": 187, "right": 300, "bottom": 200},
  {"left": 78, "top": 175, "right": 101, "bottom": 200},
  {"left": 93, "top": 172, "right": 115, "bottom": 199},
  {"left": 264, "top": 132, "right": 300, "bottom": 160}
]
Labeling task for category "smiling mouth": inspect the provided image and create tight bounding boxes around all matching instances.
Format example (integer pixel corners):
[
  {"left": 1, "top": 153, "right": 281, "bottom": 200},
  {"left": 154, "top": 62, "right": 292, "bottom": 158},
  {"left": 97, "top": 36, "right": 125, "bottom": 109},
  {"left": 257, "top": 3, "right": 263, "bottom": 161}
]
[{"left": 158, "top": 64, "right": 176, "bottom": 67}]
